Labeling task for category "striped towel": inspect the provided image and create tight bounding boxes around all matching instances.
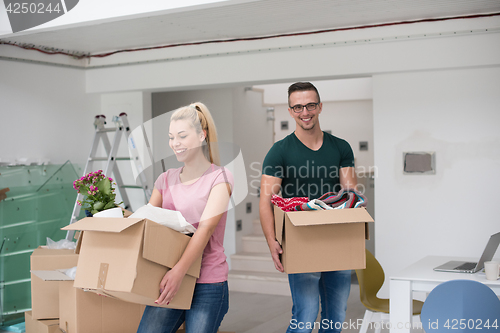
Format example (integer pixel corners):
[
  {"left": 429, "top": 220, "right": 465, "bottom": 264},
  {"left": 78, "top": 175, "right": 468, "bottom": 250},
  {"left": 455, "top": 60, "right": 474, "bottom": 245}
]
[{"left": 293, "top": 189, "right": 367, "bottom": 211}]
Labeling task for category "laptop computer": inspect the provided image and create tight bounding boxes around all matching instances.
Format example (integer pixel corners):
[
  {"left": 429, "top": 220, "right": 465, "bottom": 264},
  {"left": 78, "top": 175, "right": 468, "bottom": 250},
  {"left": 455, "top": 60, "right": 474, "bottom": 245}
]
[{"left": 434, "top": 231, "right": 500, "bottom": 273}]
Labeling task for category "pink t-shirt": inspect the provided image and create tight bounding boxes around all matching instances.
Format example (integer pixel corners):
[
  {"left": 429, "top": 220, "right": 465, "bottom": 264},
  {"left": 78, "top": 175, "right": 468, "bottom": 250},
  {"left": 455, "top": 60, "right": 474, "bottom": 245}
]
[{"left": 154, "top": 164, "right": 234, "bottom": 283}]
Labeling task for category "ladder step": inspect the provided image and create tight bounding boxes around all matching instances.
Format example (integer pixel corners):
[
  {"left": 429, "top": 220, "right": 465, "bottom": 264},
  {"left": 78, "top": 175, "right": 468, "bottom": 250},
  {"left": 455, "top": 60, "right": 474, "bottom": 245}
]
[
  {"left": 120, "top": 185, "right": 144, "bottom": 189},
  {"left": 96, "top": 128, "right": 119, "bottom": 133},
  {"left": 89, "top": 157, "right": 131, "bottom": 161}
]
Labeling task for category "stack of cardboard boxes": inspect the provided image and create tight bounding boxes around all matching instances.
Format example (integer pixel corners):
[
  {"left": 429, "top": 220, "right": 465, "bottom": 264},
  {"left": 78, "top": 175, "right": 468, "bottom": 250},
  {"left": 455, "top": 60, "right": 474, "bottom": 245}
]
[
  {"left": 26, "top": 247, "right": 145, "bottom": 333},
  {"left": 27, "top": 215, "right": 233, "bottom": 333},
  {"left": 26, "top": 247, "right": 77, "bottom": 333}
]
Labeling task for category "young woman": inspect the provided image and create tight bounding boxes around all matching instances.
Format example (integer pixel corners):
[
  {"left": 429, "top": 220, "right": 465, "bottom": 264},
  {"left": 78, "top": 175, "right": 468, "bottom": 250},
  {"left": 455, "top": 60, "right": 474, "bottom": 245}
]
[{"left": 137, "top": 102, "right": 233, "bottom": 333}]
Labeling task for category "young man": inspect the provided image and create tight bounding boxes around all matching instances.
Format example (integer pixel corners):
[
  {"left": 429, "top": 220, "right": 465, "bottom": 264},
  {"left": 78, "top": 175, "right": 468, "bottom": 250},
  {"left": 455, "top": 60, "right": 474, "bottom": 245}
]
[{"left": 259, "top": 82, "right": 357, "bottom": 333}]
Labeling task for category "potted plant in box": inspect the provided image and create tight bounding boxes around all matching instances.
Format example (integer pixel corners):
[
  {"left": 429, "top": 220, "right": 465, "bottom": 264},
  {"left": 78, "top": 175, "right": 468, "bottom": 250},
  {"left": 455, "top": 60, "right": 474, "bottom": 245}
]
[{"left": 73, "top": 170, "right": 123, "bottom": 217}]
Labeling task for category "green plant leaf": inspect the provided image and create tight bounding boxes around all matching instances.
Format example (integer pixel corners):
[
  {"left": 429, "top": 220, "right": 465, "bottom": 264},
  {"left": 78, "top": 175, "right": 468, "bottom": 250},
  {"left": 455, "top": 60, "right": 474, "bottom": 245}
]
[
  {"left": 79, "top": 185, "right": 89, "bottom": 194},
  {"left": 103, "top": 201, "right": 116, "bottom": 210},
  {"left": 94, "top": 201, "right": 105, "bottom": 210},
  {"left": 97, "top": 178, "right": 111, "bottom": 196}
]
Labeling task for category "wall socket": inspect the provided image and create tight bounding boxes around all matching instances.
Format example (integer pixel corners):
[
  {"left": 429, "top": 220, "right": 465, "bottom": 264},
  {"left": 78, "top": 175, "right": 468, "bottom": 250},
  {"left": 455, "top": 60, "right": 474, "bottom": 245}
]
[
  {"left": 236, "top": 220, "right": 242, "bottom": 231},
  {"left": 246, "top": 202, "right": 252, "bottom": 214}
]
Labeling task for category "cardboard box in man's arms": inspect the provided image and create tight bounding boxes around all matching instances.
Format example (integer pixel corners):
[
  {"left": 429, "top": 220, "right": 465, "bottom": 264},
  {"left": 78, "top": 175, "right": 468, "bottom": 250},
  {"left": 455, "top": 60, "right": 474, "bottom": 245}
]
[{"left": 274, "top": 206, "right": 374, "bottom": 273}]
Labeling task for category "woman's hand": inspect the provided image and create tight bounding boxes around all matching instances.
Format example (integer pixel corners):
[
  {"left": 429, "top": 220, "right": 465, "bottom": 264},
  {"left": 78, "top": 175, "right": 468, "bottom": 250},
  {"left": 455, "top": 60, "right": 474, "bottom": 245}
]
[{"left": 155, "top": 266, "right": 186, "bottom": 305}]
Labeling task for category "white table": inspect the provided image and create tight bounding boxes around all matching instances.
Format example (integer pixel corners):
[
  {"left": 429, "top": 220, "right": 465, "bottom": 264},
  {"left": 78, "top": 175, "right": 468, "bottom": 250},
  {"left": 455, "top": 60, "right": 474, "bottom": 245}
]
[{"left": 389, "top": 256, "right": 500, "bottom": 333}]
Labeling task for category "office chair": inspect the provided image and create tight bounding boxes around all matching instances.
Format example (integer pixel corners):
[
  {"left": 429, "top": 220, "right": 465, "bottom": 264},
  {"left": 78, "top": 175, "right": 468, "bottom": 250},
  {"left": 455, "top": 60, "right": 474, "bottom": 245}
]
[
  {"left": 355, "top": 250, "right": 423, "bottom": 333},
  {"left": 420, "top": 279, "right": 500, "bottom": 332}
]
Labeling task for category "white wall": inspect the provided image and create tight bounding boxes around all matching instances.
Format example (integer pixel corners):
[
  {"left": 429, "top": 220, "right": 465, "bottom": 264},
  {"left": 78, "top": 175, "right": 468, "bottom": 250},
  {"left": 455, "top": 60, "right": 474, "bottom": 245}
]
[
  {"left": 231, "top": 87, "right": 274, "bottom": 252},
  {"left": 0, "top": 60, "right": 99, "bottom": 166},
  {"left": 0, "top": 59, "right": 150, "bottom": 211},
  {"left": 255, "top": 78, "right": 373, "bottom": 104},
  {"left": 85, "top": 18, "right": 500, "bottom": 92},
  {"left": 373, "top": 66, "right": 500, "bottom": 297}
]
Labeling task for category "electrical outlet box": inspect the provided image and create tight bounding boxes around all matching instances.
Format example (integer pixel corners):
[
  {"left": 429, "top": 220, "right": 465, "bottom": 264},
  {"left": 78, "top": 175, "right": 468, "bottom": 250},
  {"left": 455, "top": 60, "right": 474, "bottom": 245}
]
[
  {"left": 236, "top": 220, "right": 242, "bottom": 231},
  {"left": 403, "top": 152, "right": 435, "bottom": 174}
]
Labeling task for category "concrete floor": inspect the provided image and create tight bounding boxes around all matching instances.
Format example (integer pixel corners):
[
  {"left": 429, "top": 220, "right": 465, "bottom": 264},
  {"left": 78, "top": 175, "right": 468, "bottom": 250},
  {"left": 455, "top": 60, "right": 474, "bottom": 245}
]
[
  {"left": 219, "top": 282, "right": 424, "bottom": 333},
  {"left": 1, "top": 282, "right": 424, "bottom": 333},
  {"left": 219, "top": 284, "right": 366, "bottom": 333}
]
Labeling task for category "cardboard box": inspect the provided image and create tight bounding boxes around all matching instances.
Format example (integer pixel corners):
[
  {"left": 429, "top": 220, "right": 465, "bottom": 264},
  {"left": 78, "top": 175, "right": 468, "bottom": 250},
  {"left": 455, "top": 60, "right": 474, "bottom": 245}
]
[
  {"left": 30, "top": 248, "right": 79, "bottom": 319},
  {"left": 30, "top": 271, "right": 145, "bottom": 333},
  {"left": 274, "top": 206, "right": 374, "bottom": 273},
  {"left": 62, "top": 217, "right": 202, "bottom": 309},
  {"left": 59, "top": 281, "right": 144, "bottom": 333},
  {"left": 25, "top": 311, "right": 60, "bottom": 333}
]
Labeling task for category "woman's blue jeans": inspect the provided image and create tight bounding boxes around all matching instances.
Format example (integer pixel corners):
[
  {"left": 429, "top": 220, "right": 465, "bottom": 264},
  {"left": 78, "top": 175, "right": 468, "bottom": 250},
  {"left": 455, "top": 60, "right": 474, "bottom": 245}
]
[
  {"left": 286, "top": 270, "right": 351, "bottom": 333},
  {"left": 137, "top": 281, "right": 229, "bottom": 333}
]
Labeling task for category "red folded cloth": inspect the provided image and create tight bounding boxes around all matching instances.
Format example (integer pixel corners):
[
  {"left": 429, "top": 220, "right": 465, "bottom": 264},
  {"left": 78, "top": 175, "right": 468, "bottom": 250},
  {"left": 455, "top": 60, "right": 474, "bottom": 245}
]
[{"left": 271, "top": 195, "right": 309, "bottom": 212}]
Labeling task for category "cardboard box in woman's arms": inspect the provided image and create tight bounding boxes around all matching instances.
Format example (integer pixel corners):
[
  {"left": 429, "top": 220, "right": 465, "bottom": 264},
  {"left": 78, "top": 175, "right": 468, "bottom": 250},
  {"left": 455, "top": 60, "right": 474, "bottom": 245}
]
[{"left": 62, "top": 217, "right": 201, "bottom": 310}]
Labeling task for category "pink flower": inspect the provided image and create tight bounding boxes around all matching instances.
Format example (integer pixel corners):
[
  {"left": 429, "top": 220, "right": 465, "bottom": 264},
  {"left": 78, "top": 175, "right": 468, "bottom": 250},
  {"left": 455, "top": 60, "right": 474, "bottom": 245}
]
[{"left": 108, "top": 177, "right": 113, "bottom": 182}]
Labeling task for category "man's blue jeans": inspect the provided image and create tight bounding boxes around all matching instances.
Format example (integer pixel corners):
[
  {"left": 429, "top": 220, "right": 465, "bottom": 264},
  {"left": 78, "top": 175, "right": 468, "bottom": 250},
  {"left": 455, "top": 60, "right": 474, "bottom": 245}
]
[
  {"left": 286, "top": 270, "right": 351, "bottom": 333},
  {"left": 136, "top": 281, "right": 229, "bottom": 333}
]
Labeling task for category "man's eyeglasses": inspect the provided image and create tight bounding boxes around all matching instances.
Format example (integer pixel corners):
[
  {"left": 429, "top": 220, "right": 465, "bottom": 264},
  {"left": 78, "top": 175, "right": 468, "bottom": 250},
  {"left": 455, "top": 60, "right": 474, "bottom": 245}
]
[{"left": 289, "top": 103, "right": 319, "bottom": 113}]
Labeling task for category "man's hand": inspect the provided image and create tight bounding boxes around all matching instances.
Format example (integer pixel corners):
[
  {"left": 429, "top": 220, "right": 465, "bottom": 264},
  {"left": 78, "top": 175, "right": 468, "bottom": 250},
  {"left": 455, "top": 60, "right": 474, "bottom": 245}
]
[
  {"left": 259, "top": 174, "right": 284, "bottom": 273},
  {"left": 155, "top": 267, "right": 185, "bottom": 305},
  {"left": 268, "top": 239, "right": 284, "bottom": 272}
]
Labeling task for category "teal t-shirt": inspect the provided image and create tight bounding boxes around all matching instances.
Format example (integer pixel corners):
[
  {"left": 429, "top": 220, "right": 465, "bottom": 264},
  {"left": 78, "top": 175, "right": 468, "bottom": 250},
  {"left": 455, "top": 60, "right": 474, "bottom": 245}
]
[{"left": 262, "top": 132, "right": 355, "bottom": 199}]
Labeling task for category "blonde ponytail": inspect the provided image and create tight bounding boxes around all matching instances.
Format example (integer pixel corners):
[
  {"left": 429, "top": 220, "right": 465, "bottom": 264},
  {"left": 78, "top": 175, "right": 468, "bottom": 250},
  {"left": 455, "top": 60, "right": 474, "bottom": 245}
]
[{"left": 171, "top": 102, "right": 220, "bottom": 165}]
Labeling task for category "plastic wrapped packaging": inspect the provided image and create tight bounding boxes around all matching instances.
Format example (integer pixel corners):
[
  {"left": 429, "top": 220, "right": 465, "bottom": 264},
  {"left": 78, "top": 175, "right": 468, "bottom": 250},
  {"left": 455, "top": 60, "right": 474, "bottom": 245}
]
[
  {"left": 62, "top": 266, "right": 77, "bottom": 280},
  {"left": 46, "top": 237, "right": 76, "bottom": 250}
]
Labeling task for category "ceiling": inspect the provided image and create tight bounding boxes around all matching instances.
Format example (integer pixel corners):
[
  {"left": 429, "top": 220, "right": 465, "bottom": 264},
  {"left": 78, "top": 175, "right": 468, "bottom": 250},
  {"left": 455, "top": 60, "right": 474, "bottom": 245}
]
[{"left": 1, "top": 0, "right": 500, "bottom": 57}]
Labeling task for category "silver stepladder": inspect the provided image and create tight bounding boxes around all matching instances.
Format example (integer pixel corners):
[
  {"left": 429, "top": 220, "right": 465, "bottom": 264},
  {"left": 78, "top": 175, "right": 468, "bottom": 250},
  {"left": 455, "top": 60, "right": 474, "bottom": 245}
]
[{"left": 66, "top": 113, "right": 152, "bottom": 240}]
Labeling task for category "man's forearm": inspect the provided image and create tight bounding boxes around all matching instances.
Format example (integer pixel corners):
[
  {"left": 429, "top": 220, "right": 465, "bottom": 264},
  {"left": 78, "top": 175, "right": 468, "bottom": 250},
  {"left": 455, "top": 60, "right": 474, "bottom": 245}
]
[{"left": 259, "top": 199, "right": 277, "bottom": 245}]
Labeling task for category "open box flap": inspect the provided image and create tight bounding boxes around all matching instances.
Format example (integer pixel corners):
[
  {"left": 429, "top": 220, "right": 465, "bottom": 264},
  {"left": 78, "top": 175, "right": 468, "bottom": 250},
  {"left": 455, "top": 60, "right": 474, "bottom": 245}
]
[
  {"left": 286, "top": 207, "right": 374, "bottom": 227},
  {"left": 62, "top": 217, "right": 145, "bottom": 232},
  {"left": 273, "top": 205, "right": 285, "bottom": 245},
  {"left": 31, "top": 269, "right": 74, "bottom": 281},
  {"left": 142, "top": 220, "right": 201, "bottom": 278}
]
